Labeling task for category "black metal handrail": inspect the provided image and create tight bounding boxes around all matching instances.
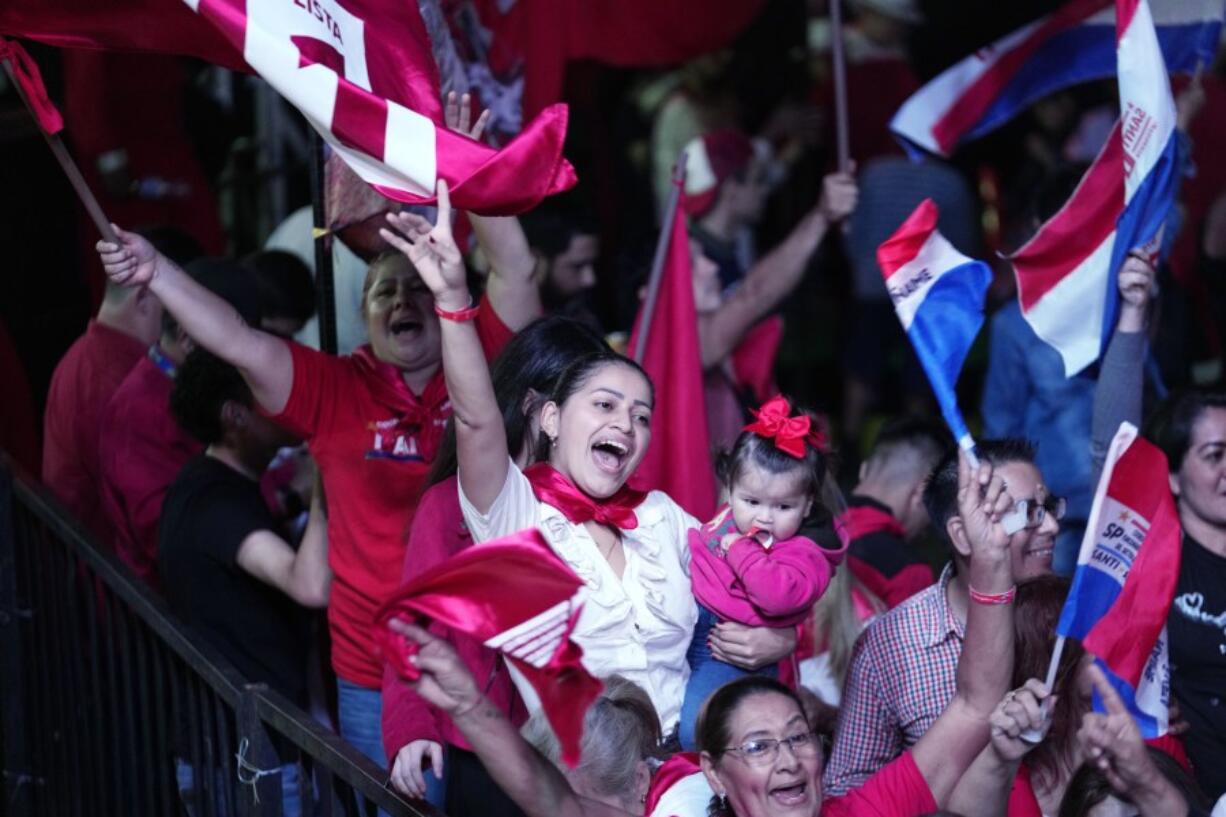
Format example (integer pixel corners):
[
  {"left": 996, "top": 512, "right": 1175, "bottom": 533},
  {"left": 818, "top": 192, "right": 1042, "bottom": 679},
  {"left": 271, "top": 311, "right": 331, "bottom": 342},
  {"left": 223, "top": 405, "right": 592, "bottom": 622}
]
[{"left": 0, "top": 455, "right": 441, "bottom": 817}]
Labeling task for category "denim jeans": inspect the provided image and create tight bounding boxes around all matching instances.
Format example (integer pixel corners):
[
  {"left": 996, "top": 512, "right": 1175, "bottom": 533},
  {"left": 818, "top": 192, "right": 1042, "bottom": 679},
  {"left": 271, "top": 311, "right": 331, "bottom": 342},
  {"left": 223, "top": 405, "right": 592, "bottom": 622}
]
[
  {"left": 679, "top": 605, "right": 777, "bottom": 751},
  {"left": 336, "top": 678, "right": 445, "bottom": 809},
  {"left": 175, "top": 758, "right": 303, "bottom": 817}
]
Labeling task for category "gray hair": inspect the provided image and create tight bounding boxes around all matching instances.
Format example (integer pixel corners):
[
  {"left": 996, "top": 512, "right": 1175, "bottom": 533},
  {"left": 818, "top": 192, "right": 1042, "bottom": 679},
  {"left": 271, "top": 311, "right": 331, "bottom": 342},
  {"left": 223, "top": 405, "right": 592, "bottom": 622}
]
[{"left": 521, "top": 675, "right": 662, "bottom": 804}]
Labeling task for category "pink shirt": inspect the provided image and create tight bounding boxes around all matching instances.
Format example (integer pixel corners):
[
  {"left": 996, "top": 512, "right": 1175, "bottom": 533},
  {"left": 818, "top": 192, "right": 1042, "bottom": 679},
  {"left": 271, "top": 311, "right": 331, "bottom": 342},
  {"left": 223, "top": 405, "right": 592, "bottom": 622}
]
[
  {"left": 381, "top": 477, "right": 525, "bottom": 761},
  {"left": 42, "top": 320, "right": 146, "bottom": 542},
  {"left": 99, "top": 353, "right": 203, "bottom": 588},
  {"left": 689, "top": 505, "right": 839, "bottom": 628}
]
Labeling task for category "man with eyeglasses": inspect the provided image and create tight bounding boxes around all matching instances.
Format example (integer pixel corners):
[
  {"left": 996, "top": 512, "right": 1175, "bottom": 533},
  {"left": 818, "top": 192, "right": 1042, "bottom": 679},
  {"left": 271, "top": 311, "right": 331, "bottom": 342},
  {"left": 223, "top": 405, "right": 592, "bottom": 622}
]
[{"left": 824, "top": 438, "right": 1060, "bottom": 797}]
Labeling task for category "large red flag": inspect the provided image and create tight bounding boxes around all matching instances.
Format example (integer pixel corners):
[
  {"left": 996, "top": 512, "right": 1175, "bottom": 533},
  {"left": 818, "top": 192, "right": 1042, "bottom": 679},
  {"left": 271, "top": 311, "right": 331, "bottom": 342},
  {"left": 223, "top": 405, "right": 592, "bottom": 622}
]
[
  {"left": 374, "top": 529, "right": 602, "bottom": 768},
  {"left": 627, "top": 201, "right": 716, "bottom": 521},
  {"left": 0, "top": 0, "right": 576, "bottom": 215}
]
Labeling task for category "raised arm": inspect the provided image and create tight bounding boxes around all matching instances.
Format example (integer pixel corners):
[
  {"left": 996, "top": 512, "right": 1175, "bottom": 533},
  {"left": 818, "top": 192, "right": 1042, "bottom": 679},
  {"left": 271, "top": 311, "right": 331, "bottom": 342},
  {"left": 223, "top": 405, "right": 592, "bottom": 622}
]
[
  {"left": 947, "top": 678, "right": 1053, "bottom": 817},
  {"left": 697, "top": 171, "right": 857, "bottom": 368},
  {"left": 445, "top": 92, "right": 542, "bottom": 331},
  {"left": 390, "top": 621, "right": 629, "bottom": 817},
  {"left": 96, "top": 229, "right": 293, "bottom": 413},
  {"left": 379, "top": 181, "right": 509, "bottom": 513},
  {"left": 910, "top": 453, "right": 1016, "bottom": 804},
  {"left": 1090, "top": 256, "right": 1155, "bottom": 484},
  {"left": 235, "top": 476, "right": 331, "bottom": 607}
]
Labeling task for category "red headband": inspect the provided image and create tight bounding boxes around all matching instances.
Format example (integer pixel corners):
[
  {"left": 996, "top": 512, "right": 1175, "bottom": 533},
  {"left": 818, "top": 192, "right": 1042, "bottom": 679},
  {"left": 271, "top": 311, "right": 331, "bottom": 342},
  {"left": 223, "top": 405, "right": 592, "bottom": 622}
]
[{"left": 743, "top": 395, "right": 827, "bottom": 459}]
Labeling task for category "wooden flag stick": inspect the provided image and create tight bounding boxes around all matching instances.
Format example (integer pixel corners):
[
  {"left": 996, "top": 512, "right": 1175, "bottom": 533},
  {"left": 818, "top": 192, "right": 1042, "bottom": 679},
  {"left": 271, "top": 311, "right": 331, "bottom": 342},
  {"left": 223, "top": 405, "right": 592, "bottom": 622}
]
[
  {"left": 308, "top": 131, "right": 339, "bottom": 355},
  {"left": 829, "top": 0, "right": 851, "bottom": 173},
  {"left": 2, "top": 59, "right": 117, "bottom": 244},
  {"left": 633, "top": 150, "right": 688, "bottom": 364}
]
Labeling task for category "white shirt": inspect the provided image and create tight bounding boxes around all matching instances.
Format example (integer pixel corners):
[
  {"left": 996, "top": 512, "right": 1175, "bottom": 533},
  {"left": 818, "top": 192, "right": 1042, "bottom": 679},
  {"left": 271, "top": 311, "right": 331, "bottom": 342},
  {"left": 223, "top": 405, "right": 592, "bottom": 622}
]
[{"left": 460, "top": 461, "right": 700, "bottom": 733}]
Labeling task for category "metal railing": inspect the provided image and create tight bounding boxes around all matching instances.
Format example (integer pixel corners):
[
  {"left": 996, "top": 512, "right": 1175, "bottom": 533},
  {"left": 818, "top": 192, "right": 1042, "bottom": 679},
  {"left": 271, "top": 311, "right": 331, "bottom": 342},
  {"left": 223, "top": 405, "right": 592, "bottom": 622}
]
[{"left": 0, "top": 456, "right": 438, "bottom": 817}]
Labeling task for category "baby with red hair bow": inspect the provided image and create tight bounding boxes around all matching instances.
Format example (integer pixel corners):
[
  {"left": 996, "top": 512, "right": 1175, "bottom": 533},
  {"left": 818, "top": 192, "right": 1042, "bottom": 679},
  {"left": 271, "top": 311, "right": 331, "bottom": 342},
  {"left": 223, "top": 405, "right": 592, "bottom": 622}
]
[{"left": 678, "top": 395, "right": 845, "bottom": 750}]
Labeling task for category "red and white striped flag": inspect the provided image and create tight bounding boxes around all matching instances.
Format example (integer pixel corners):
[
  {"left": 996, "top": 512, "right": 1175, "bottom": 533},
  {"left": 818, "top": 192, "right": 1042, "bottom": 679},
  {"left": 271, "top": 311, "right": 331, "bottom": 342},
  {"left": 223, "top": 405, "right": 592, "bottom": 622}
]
[{"left": 0, "top": 0, "right": 577, "bottom": 214}]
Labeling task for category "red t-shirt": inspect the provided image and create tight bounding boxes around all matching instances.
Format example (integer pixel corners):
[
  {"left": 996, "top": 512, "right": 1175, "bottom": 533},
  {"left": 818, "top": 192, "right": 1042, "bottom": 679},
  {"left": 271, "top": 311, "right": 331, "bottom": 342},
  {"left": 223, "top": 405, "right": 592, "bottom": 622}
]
[
  {"left": 380, "top": 476, "right": 525, "bottom": 761},
  {"left": 42, "top": 320, "right": 146, "bottom": 542},
  {"left": 99, "top": 354, "right": 204, "bottom": 588},
  {"left": 273, "top": 302, "right": 513, "bottom": 687},
  {"left": 821, "top": 752, "right": 936, "bottom": 817}
]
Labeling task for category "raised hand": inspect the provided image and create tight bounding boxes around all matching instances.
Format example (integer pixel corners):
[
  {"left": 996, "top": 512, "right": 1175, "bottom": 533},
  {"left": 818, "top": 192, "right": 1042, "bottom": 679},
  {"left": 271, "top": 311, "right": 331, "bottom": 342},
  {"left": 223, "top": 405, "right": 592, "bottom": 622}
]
[
  {"left": 379, "top": 180, "right": 469, "bottom": 311},
  {"left": 988, "top": 679, "right": 1054, "bottom": 762},
  {"left": 1117, "top": 254, "right": 1156, "bottom": 333},
  {"left": 1078, "top": 665, "right": 1163, "bottom": 796},
  {"left": 818, "top": 169, "right": 858, "bottom": 222},
  {"left": 386, "top": 620, "right": 483, "bottom": 718},
  {"left": 444, "top": 90, "right": 491, "bottom": 142},
  {"left": 955, "top": 450, "right": 1014, "bottom": 566},
  {"left": 96, "top": 225, "right": 161, "bottom": 288}
]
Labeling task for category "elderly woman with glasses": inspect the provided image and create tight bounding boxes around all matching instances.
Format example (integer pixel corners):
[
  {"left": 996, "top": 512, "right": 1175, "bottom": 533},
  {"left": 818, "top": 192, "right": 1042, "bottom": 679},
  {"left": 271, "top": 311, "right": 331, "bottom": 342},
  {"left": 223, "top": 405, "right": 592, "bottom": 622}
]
[{"left": 386, "top": 452, "right": 1022, "bottom": 817}]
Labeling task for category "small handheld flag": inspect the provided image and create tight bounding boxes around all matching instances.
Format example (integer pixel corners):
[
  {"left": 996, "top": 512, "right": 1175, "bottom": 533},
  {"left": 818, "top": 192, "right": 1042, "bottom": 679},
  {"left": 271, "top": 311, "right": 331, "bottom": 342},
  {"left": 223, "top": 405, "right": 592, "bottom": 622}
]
[
  {"left": 1052, "top": 422, "right": 1182, "bottom": 736},
  {"left": 877, "top": 199, "right": 992, "bottom": 462}
]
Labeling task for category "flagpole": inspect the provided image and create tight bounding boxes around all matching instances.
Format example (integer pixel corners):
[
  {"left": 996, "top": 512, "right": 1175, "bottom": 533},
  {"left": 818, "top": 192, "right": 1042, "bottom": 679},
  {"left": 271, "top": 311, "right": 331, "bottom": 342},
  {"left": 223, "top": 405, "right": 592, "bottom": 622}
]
[
  {"left": 308, "top": 131, "right": 339, "bottom": 355},
  {"left": 2, "top": 59, "right": 117, "bottom": 244},
  {"left": 829, "top": 0, "right": 851, "bottom": 173},
  {"left": 633, "top": 151, "right": 687, "bottom": 364}
]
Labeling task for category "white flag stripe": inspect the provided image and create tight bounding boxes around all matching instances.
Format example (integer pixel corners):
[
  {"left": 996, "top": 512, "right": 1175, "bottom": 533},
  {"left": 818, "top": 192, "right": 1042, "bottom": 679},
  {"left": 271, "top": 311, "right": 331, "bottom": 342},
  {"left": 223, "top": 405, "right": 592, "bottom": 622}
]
[
  {"left": 1022, "top": 230, "right": 1115, "bottom": 376},
  {"left": 887, "top": 231, "right": 976, "bottom": 331},
  {"left": 484, "top": 601, "right": 571, "bottom": 652}
]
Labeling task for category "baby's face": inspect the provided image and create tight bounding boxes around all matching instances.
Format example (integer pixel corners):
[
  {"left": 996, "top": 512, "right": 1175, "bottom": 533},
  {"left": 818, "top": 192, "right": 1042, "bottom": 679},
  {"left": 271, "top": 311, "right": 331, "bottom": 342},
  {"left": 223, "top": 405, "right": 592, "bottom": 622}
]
[{"left": 728, "top": 466, "right": 813, "bottom": 543}]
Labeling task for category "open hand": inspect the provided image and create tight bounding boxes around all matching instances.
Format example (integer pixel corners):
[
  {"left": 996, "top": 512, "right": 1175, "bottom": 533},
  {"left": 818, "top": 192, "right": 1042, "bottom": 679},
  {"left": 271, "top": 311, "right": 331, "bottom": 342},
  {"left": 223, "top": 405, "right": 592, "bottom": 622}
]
[
  {"left": 95, "top": 224, "right": 160, "bottom": 288},
  {"left": 389, "top": 739, "right": 444, "bottom": 800},
  {"left": 989, "top": 679, "right": 1054, "bottom": 762},
  {"left": 379, "top": 181, "right": 469, "bottom": 311},
  {"left": 444, "top": 90, "right": 491, "bottom": 142}
]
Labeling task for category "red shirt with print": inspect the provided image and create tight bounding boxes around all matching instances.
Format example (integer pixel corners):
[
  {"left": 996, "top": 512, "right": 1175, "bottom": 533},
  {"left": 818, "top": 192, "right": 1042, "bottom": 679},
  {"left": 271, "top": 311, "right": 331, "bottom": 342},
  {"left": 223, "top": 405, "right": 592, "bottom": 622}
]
[{"left": 272, "top": 299, "right": 512, "bottom": 687}]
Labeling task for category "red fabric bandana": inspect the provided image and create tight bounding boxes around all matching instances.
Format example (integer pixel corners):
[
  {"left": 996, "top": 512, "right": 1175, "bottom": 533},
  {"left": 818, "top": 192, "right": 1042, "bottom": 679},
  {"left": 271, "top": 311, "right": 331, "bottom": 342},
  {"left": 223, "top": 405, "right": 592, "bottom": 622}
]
[
  {"left": 351, "top": 344, "right": 449, "bottom": 462},
  {"left": 0, "top": 39, "right": 63, "bottom": 134},
  {"left": 374, "top": 529, "right": 602, "bottom": 768},
  {"left": 743, "top": 395, "right": 827, "bottom": 458},
  {"left": 524, "top": 463, "right": 647, "bottom": 530}
]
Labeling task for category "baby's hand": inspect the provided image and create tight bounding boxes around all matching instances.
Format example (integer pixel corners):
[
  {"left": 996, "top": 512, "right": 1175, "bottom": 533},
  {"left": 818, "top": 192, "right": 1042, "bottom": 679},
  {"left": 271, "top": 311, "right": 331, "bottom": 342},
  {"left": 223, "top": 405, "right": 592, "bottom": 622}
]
[{"left": 718, "top": 532, "right": 741, "bottom": 554}]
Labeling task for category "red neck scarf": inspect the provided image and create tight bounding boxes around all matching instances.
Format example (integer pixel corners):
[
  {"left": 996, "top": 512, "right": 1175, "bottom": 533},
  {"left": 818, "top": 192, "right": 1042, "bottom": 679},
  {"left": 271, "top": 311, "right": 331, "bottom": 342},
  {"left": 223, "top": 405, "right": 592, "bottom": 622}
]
[
  {"left": 524, "top": 463, "right": 647, "bottom": 531},
  {"left": 838, "top": 501, "right": 906, "bottom": 541},
  {"left": 352, "top": 344, "right": 450, "bottom": 461}
]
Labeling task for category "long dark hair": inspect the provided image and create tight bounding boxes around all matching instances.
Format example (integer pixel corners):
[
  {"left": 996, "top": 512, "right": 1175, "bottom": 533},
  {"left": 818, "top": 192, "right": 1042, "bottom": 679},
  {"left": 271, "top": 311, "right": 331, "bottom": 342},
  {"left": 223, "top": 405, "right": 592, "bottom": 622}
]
[
  {"left": 1058, "top": 747, "right": 1208, "bottom": 816},
  {"left": 428, "top": 316, "right": 609, "bottom": 485},
  {"left": 1011, "top": 575, "right": 1085, "bottom": 791}
]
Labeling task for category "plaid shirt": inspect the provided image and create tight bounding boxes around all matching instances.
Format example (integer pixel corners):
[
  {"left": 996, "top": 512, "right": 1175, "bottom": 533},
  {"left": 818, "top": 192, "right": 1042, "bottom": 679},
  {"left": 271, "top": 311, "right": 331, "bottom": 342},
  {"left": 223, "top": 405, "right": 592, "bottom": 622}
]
[{"left": 823, "top": 564, "right": 964, "bottom": 797}]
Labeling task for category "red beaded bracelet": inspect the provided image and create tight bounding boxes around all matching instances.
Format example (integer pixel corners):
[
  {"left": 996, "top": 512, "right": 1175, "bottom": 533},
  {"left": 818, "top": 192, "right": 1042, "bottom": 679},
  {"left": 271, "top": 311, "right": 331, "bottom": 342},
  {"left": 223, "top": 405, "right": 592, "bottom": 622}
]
[
  {"left": 969, "top": 585, "right": 1016, "bottom": 606},
  {"left": 434, "top": 299, "right": 480, "bottom": 322}
]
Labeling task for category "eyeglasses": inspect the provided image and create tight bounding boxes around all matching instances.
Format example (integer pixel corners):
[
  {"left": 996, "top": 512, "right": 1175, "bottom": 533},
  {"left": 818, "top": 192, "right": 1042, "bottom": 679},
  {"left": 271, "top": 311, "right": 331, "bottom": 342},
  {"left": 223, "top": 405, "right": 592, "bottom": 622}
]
[
  {"left": 1001, "top": 495, "right": 1067, "bottom": 535},
  {"left": 723, "top": 732, "right": 819, "bottom": 767}
]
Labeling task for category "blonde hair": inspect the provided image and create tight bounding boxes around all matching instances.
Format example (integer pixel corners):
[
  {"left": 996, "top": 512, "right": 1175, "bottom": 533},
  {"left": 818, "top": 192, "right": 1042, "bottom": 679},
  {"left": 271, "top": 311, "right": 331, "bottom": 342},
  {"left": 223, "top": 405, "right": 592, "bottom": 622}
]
[{"left": 811, "top": 567, "right": 885, "bottom": 692}]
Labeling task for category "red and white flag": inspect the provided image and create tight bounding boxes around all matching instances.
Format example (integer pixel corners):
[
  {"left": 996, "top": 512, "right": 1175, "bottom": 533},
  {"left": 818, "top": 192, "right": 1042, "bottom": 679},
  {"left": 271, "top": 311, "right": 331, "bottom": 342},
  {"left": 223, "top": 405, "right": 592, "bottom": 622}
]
[
  {"left": 0, "top": 0, "right": 577, "bottom": 214},
  {"left": 627, "top": 196, "right": 716, "bottom": 521},
  {"left": 374, "top": 528, "right": 602, "bottom": 767}
]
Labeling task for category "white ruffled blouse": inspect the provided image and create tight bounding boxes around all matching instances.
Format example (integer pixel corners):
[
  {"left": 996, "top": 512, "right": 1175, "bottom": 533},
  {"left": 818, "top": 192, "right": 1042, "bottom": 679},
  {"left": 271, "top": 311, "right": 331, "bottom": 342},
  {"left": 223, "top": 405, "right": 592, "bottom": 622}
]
[{"left": 459, "top": 460, "right": 700, "bottom": 733}]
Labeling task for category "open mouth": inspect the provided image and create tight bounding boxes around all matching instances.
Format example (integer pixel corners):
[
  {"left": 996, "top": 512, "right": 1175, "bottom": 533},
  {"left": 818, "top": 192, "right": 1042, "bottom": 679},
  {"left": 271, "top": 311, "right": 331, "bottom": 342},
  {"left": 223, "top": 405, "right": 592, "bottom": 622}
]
[
  {"left": 390, "top": 317, "right": 422, "bottom": 337},
  {"left": 768, "top": 781, "right": 808, "bottom": 807},
  {"left": 590, "top": 438, "right": 630, "bottom": 474}
]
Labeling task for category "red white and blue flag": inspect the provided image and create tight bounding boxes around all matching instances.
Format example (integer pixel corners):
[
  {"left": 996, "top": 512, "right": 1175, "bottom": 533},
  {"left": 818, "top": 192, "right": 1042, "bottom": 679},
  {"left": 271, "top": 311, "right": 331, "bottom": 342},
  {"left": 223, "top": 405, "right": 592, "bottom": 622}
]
[
  {"left": 877, "top": 199, "right": 992, "bottom": 455},
  {"left": 1056, "top": 423, "right": 1182, "bottom": 737},
  {"left": 1008, "top": 0, "right": 1183, "bottom": 376},
  {"left": 891, "top": 0, "right": 1221, "bottom": 158}
]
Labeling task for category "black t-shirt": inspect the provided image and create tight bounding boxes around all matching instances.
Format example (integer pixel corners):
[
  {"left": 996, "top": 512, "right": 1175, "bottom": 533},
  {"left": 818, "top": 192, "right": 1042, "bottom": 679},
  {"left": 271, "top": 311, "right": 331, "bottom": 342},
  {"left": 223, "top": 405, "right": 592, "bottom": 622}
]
[
  {"left": 159, "top": 455, "right": 312, "bottom": 708},
  {"left": 1168, "top": 534, "right": 1226, "bottom": 802}
]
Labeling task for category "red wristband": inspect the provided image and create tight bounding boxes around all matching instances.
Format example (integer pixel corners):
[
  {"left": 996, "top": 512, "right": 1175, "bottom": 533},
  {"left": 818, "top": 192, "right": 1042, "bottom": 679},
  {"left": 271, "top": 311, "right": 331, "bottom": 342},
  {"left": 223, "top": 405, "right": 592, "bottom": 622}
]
[
  {"left": 969, "top": 585, "right": 1016, "bottom": 606},
  {"left": 434, "top": 298, "right": 480, "bottom": 322}
]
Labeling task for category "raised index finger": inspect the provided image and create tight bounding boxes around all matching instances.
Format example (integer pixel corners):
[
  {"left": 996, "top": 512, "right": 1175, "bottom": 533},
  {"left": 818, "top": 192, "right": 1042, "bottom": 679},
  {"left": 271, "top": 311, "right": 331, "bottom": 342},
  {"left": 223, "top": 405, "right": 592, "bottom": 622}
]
[{"left": 435, "top": 179, "right": 452, "bottom": 225}]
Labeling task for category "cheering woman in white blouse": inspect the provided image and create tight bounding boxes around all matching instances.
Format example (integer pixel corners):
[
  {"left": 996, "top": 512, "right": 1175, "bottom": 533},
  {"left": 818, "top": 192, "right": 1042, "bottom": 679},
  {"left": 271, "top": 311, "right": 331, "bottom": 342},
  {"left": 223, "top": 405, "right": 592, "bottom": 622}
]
[{"left": 379, "top": 182, "right": 795, "bottom": 740}]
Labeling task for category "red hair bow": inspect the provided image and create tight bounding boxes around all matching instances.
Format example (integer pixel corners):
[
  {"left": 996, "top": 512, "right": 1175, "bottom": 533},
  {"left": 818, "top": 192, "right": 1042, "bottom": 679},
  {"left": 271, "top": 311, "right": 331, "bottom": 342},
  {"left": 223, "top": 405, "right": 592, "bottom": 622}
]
[{"left": 744, "top": 395, "right": 826, "bottom": 458}]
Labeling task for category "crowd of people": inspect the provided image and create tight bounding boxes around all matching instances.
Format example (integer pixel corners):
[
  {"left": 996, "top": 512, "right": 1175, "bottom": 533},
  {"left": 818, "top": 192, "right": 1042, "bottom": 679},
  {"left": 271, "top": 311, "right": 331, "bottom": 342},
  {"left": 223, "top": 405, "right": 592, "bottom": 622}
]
[{"left": 18, "top": 3, "right": 1226, "bottom": 817}]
